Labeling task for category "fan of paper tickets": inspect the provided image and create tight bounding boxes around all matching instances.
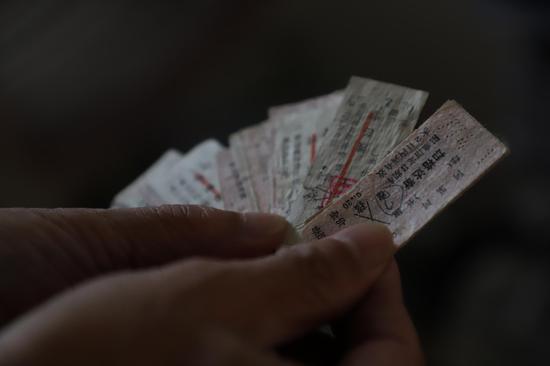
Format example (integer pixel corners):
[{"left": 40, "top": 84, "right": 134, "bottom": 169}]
[{"left": 112, "top": 76, "right": 507, "bottom": 246}]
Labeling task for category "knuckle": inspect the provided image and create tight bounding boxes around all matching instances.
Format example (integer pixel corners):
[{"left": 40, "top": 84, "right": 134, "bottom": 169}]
[
  {"left": 152, "top": 204, "right": 224, "bottom": 221},
  {"left": 188, "top": 205, "right": 220, "bottom": 220},
  {"left": 152, "top": 204, "right": 193, "bottom": 219}
]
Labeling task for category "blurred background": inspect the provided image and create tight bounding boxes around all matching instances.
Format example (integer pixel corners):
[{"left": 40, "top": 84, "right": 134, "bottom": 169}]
[{"left": 0, "top": 0, "right": 549, "bottom": 364}]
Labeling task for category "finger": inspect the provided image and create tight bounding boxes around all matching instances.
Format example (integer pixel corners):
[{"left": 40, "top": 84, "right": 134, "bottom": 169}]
[
  {"left": 97, "top": 205, "right": 291, "bottom": 263},
  {"left": 339, "top": 260, "right": 424, "bottom": 366},
  {"left": 13, "top": 205, "right": 291, "bottom": 269},
  {"left": 217, "top": 223, "right": 396, "bottom": 345},
  {"left": 0, "top": 270, "right": 297, "bottom": 366},
  {"left": 0, "top": 206, "right": 290, "bottom": 325}
]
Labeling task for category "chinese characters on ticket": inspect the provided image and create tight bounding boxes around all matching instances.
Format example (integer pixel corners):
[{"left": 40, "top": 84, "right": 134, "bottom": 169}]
[{"left": 112, "top": 76, "right": 508, "bottom": 247}]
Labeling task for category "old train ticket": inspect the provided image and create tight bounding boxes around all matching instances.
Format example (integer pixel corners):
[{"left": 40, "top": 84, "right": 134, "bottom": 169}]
[
  {"left": 229, "top": 122, "right": 275, "bottom": 212},
  {"left": 225, "top": 91, "right": 346, "bottom": 214},
  {"left": 302, "top": 101, "right": 508, "bottom": 246},
  {"left": 290, "top": 77, "right": 429, "bottom": 229},
  {"left": 216, "top": 149, "right": 258, "bottom": 212},
  {"left": 271, "top": 93, "right": 343, "bottom": 217},
  {"left": 149, "top": 139, "right": 224, "bottom": 208}
]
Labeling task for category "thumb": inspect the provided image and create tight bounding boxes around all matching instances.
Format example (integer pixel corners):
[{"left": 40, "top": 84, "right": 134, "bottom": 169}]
[
  {"left": 2, "top": 205, "right": 290, "bottom": 270},
  {"left": 221, "top": 223, "right": 396, "bottom": 345},
  {"left": 0, "top": 206, "right": 290, "bottom": 326}
]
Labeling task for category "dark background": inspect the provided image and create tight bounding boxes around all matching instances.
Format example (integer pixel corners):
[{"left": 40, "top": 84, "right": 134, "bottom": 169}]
[{"left": 1, "top": 0, "right": 549, "bottom": 364}]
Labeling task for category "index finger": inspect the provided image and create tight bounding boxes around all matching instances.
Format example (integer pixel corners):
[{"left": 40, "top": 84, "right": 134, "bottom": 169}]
[{"left": 3, "top": 205, "right": 290, "bottom": 269}]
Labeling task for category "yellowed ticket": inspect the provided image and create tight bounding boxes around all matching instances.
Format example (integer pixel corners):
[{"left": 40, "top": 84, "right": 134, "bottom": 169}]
[
  {"left": 290, "top": 77, "right": 428, "bottom": 229},
  {"left": 302, "top": 101, "right": 508, "bottom": 246},
  {"left": 271, "top": 93, "right": 343, "bottom": 218}
]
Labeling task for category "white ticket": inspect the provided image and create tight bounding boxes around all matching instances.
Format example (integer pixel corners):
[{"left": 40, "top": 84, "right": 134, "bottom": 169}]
[
  {"left": 148, "top": 139, "right": 224, "bottom": 208},
  {"left": 226, "top": 91, "right": 346, "bottom": 213},
  {"left": 271, "top": 93, "right": 344, "bottom": 218},
  {"left": 216, "top": 149, "right": 258, "bottom": 212},
  {"left": 228, "top": 132, "right": 262, "bottom": 212},
  {"left": 302, "top": 101, "right": 508, "bottom": 246},
  {"left": 228, "top": 122, "right": 275, "bottom": 212},
  {"left": 290, "top": 77, "right": 429, "bottom": 228}
]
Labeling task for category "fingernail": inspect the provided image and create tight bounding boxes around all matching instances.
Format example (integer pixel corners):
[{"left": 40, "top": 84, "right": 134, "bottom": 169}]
[
  {"left": 242, "top": 212, "right": 290, "bottom": 239},
  {"left": 330, "top": 223, "right": 396, "bottom": 261},
  {"left": 331, "top": 222, "right": 391, "bottom": 243}
]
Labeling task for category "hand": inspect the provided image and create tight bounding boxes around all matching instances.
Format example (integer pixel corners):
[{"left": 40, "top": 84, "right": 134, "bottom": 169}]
[
  {"left": 0, "top": 221, "right": 423, "bottom": 365},
  {"left": 0, "top": 206, "right": 290, "bottom": 326}
]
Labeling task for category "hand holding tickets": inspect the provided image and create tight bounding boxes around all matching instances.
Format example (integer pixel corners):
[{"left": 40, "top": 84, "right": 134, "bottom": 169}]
[{"left": 0, "top": 75, "right": 507, "bottom": 366}]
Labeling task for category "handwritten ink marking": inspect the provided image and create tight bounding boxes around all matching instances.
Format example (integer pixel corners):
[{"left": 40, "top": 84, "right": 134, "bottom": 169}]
[
  {"left": 375, "top": 184, "right": 404, "bottom": 215},
  {"left": 194, "top": 172, "right": 222, "bottom": 201},
  {"left": 353, "top": 199, "right": 390, "bottom": 225},
  {"left": 309, "top": 133, "right": 317, "bottom": 164}
]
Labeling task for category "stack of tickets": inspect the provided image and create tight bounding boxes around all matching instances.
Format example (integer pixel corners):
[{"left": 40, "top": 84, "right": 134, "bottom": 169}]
[{"left": 112, "top": 76, "right": 508, "bottom": 246}]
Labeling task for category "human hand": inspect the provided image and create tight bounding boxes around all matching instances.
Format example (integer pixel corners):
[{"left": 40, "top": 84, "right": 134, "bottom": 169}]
[
  {"left": 0, "top": 221, "right": 423, "bottom": 365},
  {"left": 0, "top": 206, "right": 290, "bottom": 326}
]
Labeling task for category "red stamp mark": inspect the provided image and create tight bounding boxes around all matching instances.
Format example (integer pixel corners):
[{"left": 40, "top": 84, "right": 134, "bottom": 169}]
[
  {"left": 309, "top": 133, "right": 317, "bottom": 164},
  {"left": 323, "top": 112, "right": 374, "bottom": 205},
  {"left": 194, "top": 172, "right": 222, "bottom": 201},
  {"left": 321, "top": 175, "right": 358, "bottom": 207}
]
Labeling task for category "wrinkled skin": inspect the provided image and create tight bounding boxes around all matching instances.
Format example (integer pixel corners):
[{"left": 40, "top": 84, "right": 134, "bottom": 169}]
[{"left": 0, "top": 205, "right": 424, "bottom": 366}]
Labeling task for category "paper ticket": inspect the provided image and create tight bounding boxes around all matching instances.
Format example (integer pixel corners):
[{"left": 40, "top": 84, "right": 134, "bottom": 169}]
[
  {"left": 148, "top": 139, "right": 224, "bottom": 208},
  {"left": 227, "top": 133, "right": 262, "bottom": 212},
  {"left": 290, "top": 77, "right": 429, "bottom": 228},
  {"left": 216, "top": 149, "right": 258, "bottom": 212},
  {"left": 227, "top": 91, "right": 346, "bottom": 213},
  {"left": 228, "top": 122, "right": 275, "bottom": 212},
  {"left": 271, "top": 93, "right": 343, "bottom": 218},
  {"left": 111, "top": 149, "right": 182, "bottom": 208},
  {"left": 302, "top": 101, "right": 508, "bottom": 246}
]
